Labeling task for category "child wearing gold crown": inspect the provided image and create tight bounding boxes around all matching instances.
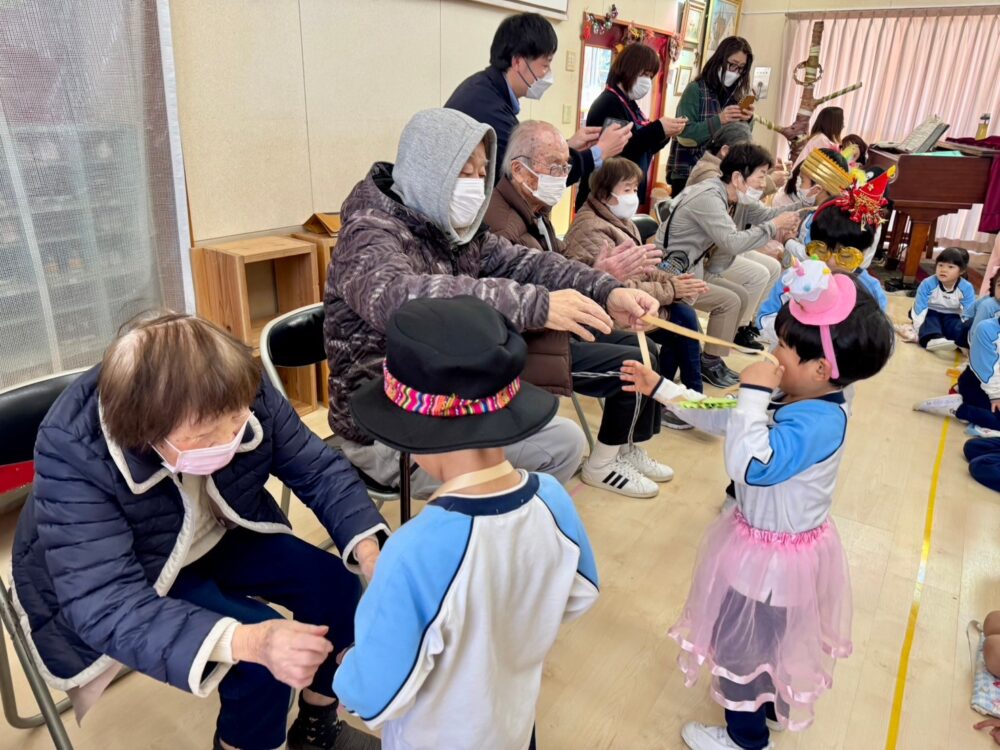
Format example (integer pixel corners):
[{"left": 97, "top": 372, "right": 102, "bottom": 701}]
[
  {"left": 621, "top": 259, "right": 895, "bottom": 750},
  {"left": 756, "top": 172, "right": 892, "bottom": 350}
]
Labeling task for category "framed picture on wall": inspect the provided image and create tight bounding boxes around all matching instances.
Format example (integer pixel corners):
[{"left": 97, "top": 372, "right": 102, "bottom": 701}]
[
  {"left": 682, "top": 1, "right": 706, "bottom": 46},
  {"left": 674, "top": 66, "right": 692, "bottom": 95},
  {"left": 702, "top": 0, "right": 742, "bottom": 63}
]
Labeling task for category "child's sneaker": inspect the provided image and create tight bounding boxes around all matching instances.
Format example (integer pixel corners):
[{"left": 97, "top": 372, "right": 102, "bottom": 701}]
[
  {"left": 966, "top": 424, "right": 1000, "bottom": 438},
  {"left": 662, "top": 407, "right": 695, "bottom": 430},
  {"left": 581, "top": 455, "right": 659, "bottom": 498},
  {"left": 926, "top": 337, "right": 957, "bottom": 352},
  {"left": 681, "top": 722, "right": 773, "bottom": 750},
  {"left": 913, "top": 394, "right": 962, "bottom": 418},
  {"left": 619, "top": 443, "right": 674, "bottom": 482}
]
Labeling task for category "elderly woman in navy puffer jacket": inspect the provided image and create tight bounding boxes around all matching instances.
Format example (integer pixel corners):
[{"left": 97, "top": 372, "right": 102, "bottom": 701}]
[{"left": 11, "top": 313, "right": 387, "bottom": 750}]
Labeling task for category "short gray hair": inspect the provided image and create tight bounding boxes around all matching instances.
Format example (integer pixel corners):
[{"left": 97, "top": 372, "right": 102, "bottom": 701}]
[{"left": 502, "top": 120, "right": 564, "bottom": 178}]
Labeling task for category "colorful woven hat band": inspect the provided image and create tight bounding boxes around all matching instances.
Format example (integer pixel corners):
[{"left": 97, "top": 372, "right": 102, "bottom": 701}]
[{"left": 382, "top": 361, "right": 520, "bottom": 418}]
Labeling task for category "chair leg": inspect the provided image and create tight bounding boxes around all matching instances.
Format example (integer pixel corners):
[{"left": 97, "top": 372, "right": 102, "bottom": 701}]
[
  {"left": 0, "top": 581, "right": 73, "bottom": 748},
  {"left": 399, "top": 452, "right": 412, "bottom": 524},
  {"left": 571, "top": 393, "right": 596, "bottom": 453}
]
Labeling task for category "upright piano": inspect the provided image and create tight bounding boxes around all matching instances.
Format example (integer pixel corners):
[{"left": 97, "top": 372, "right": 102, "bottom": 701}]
[{"left": 868, "top": 145, "right": 992, "bottom": 282}]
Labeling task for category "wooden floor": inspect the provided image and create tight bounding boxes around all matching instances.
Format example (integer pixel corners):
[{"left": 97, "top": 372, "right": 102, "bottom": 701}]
[{"left": 2, "top": 296, "right": 998, "bottom": 750}]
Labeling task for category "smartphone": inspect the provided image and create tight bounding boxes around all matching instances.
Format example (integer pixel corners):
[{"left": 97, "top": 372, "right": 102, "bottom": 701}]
[
  {"left": 739, "top": 94, "right": 756, "bottom": 110},
  {"left": 602, "top": 117, "right": 630, "bottom": 133}
]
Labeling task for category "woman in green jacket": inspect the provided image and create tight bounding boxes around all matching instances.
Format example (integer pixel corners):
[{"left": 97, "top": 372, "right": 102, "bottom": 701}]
[{"left": 667, "top": 36, "right": 755, "bottom": 196}]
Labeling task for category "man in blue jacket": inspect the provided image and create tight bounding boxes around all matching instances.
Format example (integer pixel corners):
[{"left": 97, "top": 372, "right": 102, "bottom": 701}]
[
  {"left": 12, "top": 313, "right": 387, "bottom": 750},
  {"left": 445, "top": 12, "right": 632, "bottom": 186}
]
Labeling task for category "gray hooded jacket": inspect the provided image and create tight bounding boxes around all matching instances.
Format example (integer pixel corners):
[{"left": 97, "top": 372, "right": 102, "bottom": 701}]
[{"left": 324, "top": 108, "right": 620, "bottom": 443}]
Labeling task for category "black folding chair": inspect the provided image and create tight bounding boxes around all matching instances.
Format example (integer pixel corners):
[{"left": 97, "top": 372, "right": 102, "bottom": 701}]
[
  {"left": 632, "top": 213, "right": 659, "bottom": 244},
  {"left": 260, "top": 304, "right": 413, "bottom": 523},
  {"left": 0, "top": 368, "right": 89, "bottom": 750}
]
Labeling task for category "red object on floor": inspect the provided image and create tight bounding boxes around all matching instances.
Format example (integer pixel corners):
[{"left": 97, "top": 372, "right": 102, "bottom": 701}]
[{"left": 0, "top": 461, "right": 34, "bottom": 494}]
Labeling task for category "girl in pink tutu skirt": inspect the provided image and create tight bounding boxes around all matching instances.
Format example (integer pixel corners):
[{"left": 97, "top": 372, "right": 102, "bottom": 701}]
[{"left": 621, "top": 259, "right": 894, "bottom": 750}]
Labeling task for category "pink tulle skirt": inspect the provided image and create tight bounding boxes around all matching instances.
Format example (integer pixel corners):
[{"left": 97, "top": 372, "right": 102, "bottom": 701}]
[{"left": 668, "top": 507, "right": 852, "bottom": 731}]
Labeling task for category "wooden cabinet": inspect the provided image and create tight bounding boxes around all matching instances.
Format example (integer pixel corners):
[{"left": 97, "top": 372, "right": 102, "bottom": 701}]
[{"left": 191, "top": 235, "right": 319, "bottom": 414}]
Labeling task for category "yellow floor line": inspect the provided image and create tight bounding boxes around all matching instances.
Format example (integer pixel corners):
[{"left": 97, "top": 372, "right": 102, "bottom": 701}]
[{"left": 884, "top": 413, "right": 952, "bottom": 749}]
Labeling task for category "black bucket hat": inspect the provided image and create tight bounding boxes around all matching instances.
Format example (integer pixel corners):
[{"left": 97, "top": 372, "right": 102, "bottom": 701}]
[{"left": 350, "top": 296, "right": 558, "bottom": 454}]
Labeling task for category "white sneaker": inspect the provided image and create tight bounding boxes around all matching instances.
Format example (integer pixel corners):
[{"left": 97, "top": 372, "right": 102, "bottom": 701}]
[
  {"left": 926, "top": 337, "right": 957, "bottom": 353},
  {"left": 581, "top": 456, "right": 659, "bottom": 498},
  {"left": 681, "top": 722, "right": 774, "bottom": 750},
  {"left": 619, "top": 444, "right": 675, "bottom": 482},
  {"left": 967, "top": 424, "right": 1000, "bottom": 438},
  {"left": 913, "top": 393, "right": 961, "bottom": 418}
]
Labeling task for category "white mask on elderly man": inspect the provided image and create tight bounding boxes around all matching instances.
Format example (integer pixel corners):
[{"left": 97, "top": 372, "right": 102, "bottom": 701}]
[
  {"left": 629, "top": 76, "right": 653, "bottom": 101},
  {"left": 450, "top": 177, "right": 486, "bottom": 229},
  {"left": 519, "top": 162, "right": 567, "bottom": 207},
  {"left": 609, "top": 192, "right": 640, "bottom": 220},
  {"left": 744, "top": 186, "right": 764, "bottom": 201}
]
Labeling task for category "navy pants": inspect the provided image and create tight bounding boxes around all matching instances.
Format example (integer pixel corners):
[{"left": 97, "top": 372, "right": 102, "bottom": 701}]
[
  {"left": 713, "top": 589, "right": 787, "bottom": 750},
  {"left": 918, "top": 310, "right": 968, "bottom": 348},
  {"left": 170, "top": 528, "right": 362, "bottom": 750},
  {"left": 965, "top": 437, "right": 1000, "bottom": 492},
  {"left": 648, "top": 302, "right": 703, "bottom": 393},
  {"left": 956, "top": 367, "right": 1000, "bottom": 430}
]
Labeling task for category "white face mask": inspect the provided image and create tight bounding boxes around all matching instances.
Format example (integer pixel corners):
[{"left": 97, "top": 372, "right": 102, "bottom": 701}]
[
  {"left": 745, "top": 186, "right": 764, "bottom": 201},
  {"left": 721, "top": 69, "right": 740, "bottom": 87},
  {"left": 519, "top": 163, "right": 567, "bottom": 207},
  {"left": 609, "top": 192, "right": 640, "bottom": 220},
  {"left": 521, "top": 61, "right": 554, "bottom": 100},
  {"left": 158, "top": 416, "right": 249, "bottom": 476},
  {"left": 450, "top": 177, "right": 486, "bottom": 229},
  {"left": 629, "top": 76, "right": 653, "bottom": 101},
  {"left": 795, "top": 176, "right": 817, "bottom": 206}
]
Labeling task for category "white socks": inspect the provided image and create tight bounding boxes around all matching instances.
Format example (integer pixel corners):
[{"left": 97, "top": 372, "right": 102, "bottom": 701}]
[{"left": 586, "top": 440, "right": 621, "bottom": 469}]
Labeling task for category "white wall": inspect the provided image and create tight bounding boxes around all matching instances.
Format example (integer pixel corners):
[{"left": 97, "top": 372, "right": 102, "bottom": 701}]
[{"left": 169, "top": 0, "right": 680, "bottom": 242}]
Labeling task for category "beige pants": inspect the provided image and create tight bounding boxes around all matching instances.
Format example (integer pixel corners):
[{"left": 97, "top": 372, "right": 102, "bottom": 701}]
[{"left": 695, "top": 252, "right": 782, "bottom": 357}]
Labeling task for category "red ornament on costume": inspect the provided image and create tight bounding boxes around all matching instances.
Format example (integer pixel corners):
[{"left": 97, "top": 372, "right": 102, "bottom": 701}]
[{"left": 812, "top": 165, "right": 895, "bottom": 229}]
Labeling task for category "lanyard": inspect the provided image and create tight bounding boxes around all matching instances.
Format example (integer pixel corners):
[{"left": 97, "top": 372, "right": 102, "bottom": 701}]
[
  {"left": 604, "top": 86, "right": 650, "bottom": 128},
  {"left": 428, "top": 461, "right": 517, "bottom": 501}
]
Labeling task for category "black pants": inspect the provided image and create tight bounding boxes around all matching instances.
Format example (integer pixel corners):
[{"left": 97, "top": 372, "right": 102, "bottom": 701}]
[
  {"left": 957, "top": 366, "right": 1000, "bottom": 430},
  {"left": 712, "top": 589, "right": 788, "bottom": 750},
  {"left": 918, "top": 310, "right": 968, "bottom": 348},
  {"left": 570, "top": 330, "right": 662, "bottom": 445},
  {"left": 965, "top": 437, "right": 1000, "bottom": 492}
]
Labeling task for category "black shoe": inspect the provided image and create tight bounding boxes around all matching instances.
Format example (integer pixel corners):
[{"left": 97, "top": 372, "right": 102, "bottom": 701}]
[
  {"left": 700, "top": 357, "right": 739, "bottom": 388},
  {"left": 662, "top": 407, "right": 694, "bottom": 430},
  {"left": 287, "top": 695, "right": 381, "bottom": 750},
  {"left": 733, "top": 325, "right": 764, "bottom": 351}
]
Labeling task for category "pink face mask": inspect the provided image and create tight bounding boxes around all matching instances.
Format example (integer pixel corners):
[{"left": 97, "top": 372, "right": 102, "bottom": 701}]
[{"left": 158, "top": 416, "right": 250, "bottom": 475}]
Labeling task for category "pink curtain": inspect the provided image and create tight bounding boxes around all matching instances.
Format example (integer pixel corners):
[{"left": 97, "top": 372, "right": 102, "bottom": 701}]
[{"left": 776, "top": 8, "right": 1000, "bottom": 242}]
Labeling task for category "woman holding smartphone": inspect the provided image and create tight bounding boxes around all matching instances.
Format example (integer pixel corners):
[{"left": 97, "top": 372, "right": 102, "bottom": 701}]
[
  {"left": 667, "top": 36, "right": 755, "bottom": 197},
  {"left": 578, "top": 43, "right": 688, "bottom": 210}
]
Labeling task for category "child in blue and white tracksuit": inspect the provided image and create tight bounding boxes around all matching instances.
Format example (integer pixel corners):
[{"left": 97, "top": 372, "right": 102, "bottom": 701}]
[
  {"left": 757, "top": 202, "right": 887, "bottom": 349},
  {"left": 956, "top": 313, "right": 1000, "bottom": 431},
  {"left": 911, "top": 247, "right": 976, "bottom": 351}
]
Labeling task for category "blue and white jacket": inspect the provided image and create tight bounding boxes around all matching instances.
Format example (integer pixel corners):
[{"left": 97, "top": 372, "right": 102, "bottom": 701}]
[
  {"left": 970, "top": 315, "right": 1000, "bottom": 401},
  {"left": 969, "top": 295, "right": 1000, "bottom": 334},
  {"left": 911, "top": 276, "right": 976, "bottom": 328},
  {"left": 334, "top": 472, "right": 598, "bottom": 750},
  {"left": 756, "top": 269, "right": 887, "bottom": 348}
]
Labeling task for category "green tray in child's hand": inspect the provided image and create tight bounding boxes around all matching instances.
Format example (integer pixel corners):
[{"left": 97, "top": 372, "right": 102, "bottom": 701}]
[{"left": 676, "top": 398, "right": 738, "bottom": 410}]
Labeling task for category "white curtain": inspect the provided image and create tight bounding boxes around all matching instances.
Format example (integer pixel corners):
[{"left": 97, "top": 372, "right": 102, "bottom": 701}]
[
  {"left": 0, "top": 0, "right": 187, "bottom": 389},
  {"left": 776, "top": 8, "right": 1000, "bottom": 243}
]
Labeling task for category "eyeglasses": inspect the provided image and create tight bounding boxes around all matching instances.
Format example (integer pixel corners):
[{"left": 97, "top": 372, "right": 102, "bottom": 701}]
[
  {"left": 515, "top": 157, "right": 572, "bottom": 178},
  {"left": 725, "top": 61, "right": 747, "bottom": 74}
]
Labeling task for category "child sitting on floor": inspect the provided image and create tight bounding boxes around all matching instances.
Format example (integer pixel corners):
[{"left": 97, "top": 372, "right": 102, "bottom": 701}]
[
  {"left": 622, "top": 259, "right": 894, "bottom": 750},
  {"left": 757, "top": 172, "right": 890, "bottom": 349},
  {"left": 911, "top": 247, "right": 976, "bottom": 352},
  {"left": 333, "top": 296, "right": 599, "bottom": 750}
]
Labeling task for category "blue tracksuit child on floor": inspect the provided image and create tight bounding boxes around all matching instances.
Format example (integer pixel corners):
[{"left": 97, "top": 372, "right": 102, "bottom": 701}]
[{"left": 911, "top": 247, "right": 976, "bottom": 352}]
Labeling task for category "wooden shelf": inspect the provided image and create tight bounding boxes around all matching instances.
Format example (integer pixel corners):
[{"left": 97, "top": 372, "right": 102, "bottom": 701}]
[{"left": 192, "top": 235, "right": 321, "bottom": 415}]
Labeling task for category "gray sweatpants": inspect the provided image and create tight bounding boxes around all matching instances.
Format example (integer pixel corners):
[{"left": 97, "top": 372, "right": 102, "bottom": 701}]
[{"left": 338, "top": 415, "right": 586, "bottom": 500}]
